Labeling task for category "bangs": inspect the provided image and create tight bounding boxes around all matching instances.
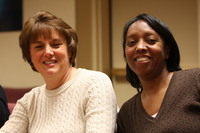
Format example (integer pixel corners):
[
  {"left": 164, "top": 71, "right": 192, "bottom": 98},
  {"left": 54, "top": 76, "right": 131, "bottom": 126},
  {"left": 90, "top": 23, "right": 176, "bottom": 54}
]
[{"left": 29, "top": 23, "right": 54, "bottom": 43}]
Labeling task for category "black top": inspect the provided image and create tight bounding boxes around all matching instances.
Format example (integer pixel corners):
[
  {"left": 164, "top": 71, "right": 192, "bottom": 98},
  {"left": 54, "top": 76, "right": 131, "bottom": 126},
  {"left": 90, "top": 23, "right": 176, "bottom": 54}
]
[{"left": 0, "top": 85, "right": 10, "bottom": 128}]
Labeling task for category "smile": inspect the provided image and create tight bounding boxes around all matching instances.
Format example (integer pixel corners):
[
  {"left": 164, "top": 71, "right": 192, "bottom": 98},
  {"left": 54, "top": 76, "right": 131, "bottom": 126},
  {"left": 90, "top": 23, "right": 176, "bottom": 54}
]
[
  {"left": 135, "top": 57, "right": 150, "bottom": 62},
  {"left": 43, "top": 60, "right": 57, "bottom": 64}
]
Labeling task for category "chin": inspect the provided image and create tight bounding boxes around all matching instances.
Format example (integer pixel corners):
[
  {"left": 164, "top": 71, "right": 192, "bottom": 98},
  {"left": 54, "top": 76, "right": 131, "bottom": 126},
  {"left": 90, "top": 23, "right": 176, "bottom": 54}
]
[{"left": 42, "top": 70, "right": 57, "bottom": 76}]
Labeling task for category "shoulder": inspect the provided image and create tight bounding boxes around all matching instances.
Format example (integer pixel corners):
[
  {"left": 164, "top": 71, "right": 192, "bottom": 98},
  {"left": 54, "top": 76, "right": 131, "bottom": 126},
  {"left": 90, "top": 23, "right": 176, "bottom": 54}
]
[
  {"left": 78, "top": 68, "right": 112, "bottom": 83},
  {"left": 118, "top": 93, "right": 139, "bottom": 116},
  {"left": 0, "top": 86, "right": 8, "bottom": 107},
  {"left": 173, "top": 68, "right": 200, "bottom": 91},
  {"left": 174, "top": 68, "right": 200, "bottom": 80},
  {"left": 0, "top": 86, "right": 9, "bottom": 112},
  {"left": 175, "top": 68, "right": 200, "bottom": 75},
  {"left": 25, "top": 85, "right": 45, "bottom": 95},
  {"left": 0, "top": 86, "right": 6, "bottom": 100},
  {"left": 18, "top": 85, "right": 45, "bottom": 104},
  {"left": 76, "top": 69, "right": 115, "bottom": 98},
  {"left": 11, "top": 85, "right": 45, "bottom": 114},
  {"left": 79, "top": 68, "right": 110, "bottom": 78}
]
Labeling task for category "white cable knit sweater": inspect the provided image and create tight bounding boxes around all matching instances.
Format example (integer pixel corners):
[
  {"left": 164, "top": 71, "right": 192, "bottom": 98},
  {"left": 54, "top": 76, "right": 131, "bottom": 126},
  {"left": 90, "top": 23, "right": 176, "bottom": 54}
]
[{"left": 0, "top": 68, "right": 117, "bottom": 133}]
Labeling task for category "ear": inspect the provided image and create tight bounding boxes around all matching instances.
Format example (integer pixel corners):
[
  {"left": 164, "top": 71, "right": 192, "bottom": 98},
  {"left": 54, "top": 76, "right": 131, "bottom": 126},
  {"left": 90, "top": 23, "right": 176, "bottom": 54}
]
[{"left": 164, "top": 45, "right": 171, "bottom": 59}]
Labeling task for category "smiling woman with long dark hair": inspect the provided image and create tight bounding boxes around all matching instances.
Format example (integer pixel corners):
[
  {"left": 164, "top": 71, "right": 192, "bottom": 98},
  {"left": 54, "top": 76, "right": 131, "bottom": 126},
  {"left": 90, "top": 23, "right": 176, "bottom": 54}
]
[{"left": 117, "top": 13, "right": 200, "bottom": 133}]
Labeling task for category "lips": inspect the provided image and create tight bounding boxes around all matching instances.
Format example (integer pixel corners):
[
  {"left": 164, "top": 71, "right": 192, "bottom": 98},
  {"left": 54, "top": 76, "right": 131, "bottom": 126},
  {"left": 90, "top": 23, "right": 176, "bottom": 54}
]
[
  {"left": 43, "top": 60, "right": 57, "bottom": 64},
  {"left": 135, "top": 56, "right": 150, "bottom": 62}
]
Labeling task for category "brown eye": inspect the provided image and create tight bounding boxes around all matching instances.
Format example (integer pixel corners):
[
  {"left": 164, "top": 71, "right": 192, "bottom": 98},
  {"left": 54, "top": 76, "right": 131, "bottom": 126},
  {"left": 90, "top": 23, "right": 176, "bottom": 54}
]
[
  {"left": 127, "top": 40, "right": 136, "bottom": 47},
  {"left": 35, "top": 45, "right": 43, "bottom": 48},
  {"left": 51, "top": 43, "right": 61, "bottom": 48},
  {"left": 147, "top": 39, "right": 158, "bottom": 44}
]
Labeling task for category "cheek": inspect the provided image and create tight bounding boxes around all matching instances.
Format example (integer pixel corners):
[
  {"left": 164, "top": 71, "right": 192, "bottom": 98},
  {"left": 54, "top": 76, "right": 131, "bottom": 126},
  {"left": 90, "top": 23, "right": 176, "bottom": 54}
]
[
  {"left": 58, "top": 50, "right": 70, "bottom": 63},
  {"left": 30, "top": 51, "right": 41, "bottom": 63},
  {"left": 125, "top": 47, "right": 134, "bottom": 61}
]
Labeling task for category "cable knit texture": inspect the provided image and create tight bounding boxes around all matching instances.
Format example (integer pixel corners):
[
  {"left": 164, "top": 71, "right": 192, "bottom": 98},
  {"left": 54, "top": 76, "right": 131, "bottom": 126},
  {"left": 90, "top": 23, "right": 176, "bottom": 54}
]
[
  {"left": 0, "top": 68, "right": 117, "bottom": 133},
  {"left": 117, "top": 68, "right": 200, "bottom": 133}
]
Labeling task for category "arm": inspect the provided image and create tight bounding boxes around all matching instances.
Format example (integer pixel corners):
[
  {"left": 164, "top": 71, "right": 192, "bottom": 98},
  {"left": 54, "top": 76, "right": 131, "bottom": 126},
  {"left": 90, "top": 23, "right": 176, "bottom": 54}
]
[{"left": 84, "top": 73, "right": 117, "bottom": 133}]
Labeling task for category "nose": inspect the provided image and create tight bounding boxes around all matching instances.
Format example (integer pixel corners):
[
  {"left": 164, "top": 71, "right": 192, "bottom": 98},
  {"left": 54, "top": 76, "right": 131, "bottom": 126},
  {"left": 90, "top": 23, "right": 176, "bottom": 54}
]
[
  {"left": 135, "top": 40, "right": 147, "bottom": 53},
  {"left": 44, "top": 45, "right": 54, "bottom": 58}
]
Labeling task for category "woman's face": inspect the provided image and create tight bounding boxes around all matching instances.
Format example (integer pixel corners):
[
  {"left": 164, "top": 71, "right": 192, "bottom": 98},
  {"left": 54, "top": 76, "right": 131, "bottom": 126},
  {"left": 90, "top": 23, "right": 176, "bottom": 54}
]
[
  {"left": 30, "top": 30, "right": 71, "bottom": 77},
  {"left": 125, "top": 20, "right": 169, "bottom": 80}
]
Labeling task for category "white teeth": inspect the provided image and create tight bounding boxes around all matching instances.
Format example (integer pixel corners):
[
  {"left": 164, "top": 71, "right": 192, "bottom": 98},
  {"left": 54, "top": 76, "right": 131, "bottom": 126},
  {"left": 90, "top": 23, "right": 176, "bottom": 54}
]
[
  {"left": 136, "top": 57, "right": 149, "bottom": 61},
  {"left": 44, "top": 61, "right": 56, "bottom": 64}
]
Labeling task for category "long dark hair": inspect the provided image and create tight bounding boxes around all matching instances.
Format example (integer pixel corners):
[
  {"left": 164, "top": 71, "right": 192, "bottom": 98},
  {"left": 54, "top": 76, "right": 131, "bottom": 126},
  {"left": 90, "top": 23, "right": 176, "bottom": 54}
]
[{"left": 122, "top": 13, "right": 181, "bottom": 92}]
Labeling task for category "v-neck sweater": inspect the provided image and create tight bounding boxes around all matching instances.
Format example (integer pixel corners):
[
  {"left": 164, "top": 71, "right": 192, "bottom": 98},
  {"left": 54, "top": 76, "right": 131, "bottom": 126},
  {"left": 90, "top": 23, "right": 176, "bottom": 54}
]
[
  {"left": 0, "top": 68, "right": 117, "bottom": 133},
  {"left": 117, "top": 68, "right": 200, "bottom": 133}
]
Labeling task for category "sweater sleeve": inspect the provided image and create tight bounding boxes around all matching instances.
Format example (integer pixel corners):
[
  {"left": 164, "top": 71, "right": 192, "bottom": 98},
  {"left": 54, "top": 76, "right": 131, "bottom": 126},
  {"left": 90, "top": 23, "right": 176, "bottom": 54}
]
[
  {"left": 84, "top": 72, "right": 117, "bottom": 133},
  {"left": 0, "top": 92, "right": 29, "bottom": 133}
]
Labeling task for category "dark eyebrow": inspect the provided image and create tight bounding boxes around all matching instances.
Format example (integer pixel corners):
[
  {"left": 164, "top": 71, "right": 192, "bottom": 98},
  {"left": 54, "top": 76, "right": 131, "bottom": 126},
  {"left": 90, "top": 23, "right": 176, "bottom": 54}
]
[
  {"left": 126, "top": 34, "right": 136, "bottom": 40},
  {"left": 144, "top": 32, "right": 157, "bottom": 36}
]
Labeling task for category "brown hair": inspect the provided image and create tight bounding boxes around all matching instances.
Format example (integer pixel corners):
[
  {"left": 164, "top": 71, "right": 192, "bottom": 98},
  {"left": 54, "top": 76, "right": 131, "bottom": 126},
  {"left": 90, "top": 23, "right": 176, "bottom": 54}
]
[{"left": 19, "top": 10, "right": 78, "bottom": 72}]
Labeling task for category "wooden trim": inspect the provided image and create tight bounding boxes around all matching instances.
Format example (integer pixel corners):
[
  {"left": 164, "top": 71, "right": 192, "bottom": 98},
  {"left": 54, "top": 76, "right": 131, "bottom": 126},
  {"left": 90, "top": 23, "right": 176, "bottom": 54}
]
[{"left": 111, "top": 68, "right": 126, "bottom": 77}]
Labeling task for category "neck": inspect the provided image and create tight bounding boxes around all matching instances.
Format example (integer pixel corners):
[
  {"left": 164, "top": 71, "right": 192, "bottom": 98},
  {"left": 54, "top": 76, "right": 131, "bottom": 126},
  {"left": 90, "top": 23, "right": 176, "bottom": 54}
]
[
  {"left": 140, "top": 69, "right": 173, "bottom": 95},
  {"left": 140, "top": 69, "right": 174, "bottom": 116}
]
